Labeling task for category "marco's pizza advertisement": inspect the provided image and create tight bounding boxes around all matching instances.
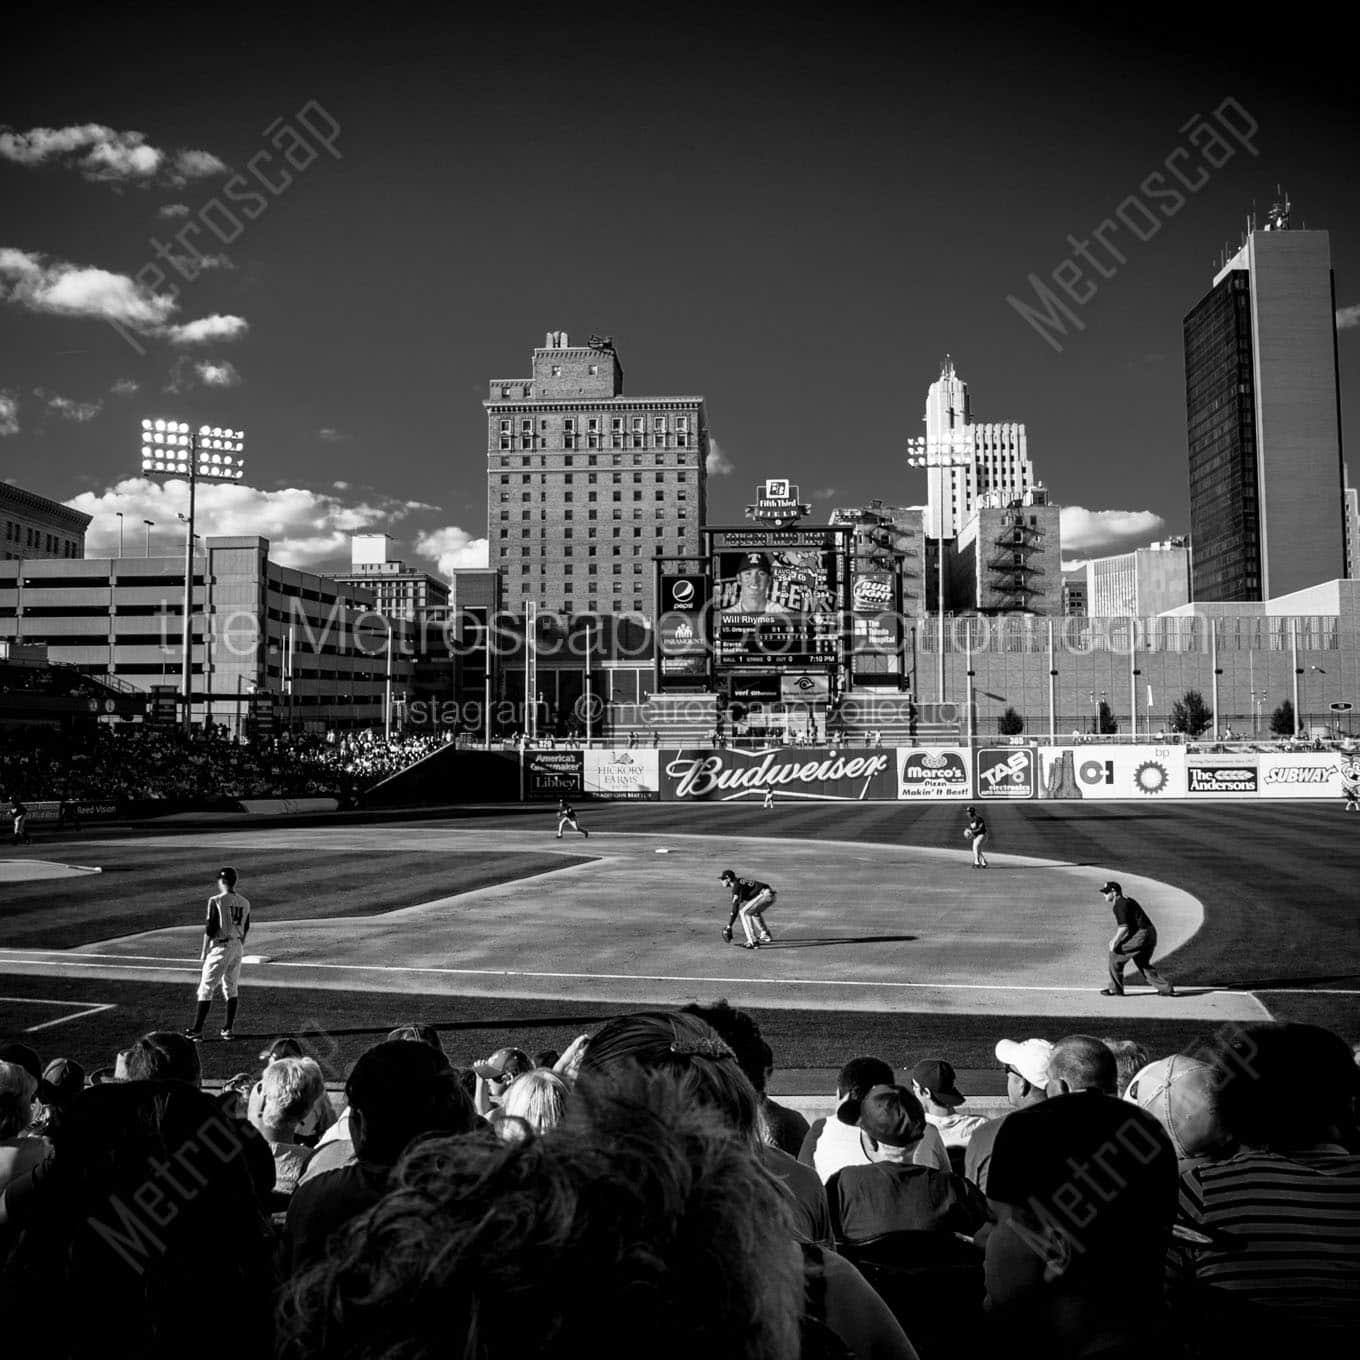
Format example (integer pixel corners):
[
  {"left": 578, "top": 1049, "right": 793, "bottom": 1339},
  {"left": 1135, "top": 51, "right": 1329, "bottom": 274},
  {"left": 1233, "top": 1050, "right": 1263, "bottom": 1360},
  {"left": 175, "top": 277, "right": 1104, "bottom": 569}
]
[
  {"left": 1036, "top": 745, "right": 1186, "bottom": 799},
  {"left": 897, "top": 747, "right": 971, "bottom": 799}
]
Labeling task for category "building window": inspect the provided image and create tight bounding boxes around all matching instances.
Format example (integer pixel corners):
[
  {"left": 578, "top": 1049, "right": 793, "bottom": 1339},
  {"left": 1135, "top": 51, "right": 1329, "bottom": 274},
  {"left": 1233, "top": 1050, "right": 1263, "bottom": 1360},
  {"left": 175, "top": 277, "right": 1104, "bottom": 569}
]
[
  {"left": 501, "top": 386, "right": 511, "bottom": 399},
  {"left": 612, "top": 546, "right": 621, "bottom": 556},
  {"left": 634, "top": 491, "right": 643, "bottom": 501},
  {"left": 655, "top": 491, "right": 664, "bottom": 501},
  {"left": 499, "top": 419, "right": 511, "bottom": 450},
  {"left": 613, "top": 492, "right": 622, "bottom": 502},
  {"left": 655, "top": 471, "right": 664, "bottom": 482},
  {"left": 522, "top": 384, "right": 531, "bottom": 398},
  {"left": 676, "top": 415, "right": 689, "bottom": 447},
  {"left": 588, "top": 492, "right": 597, "bottom": 502},
  {"left": 564, "top": 492, "right": 573, "bottom": 502},
  {"left": 551, "top": 365, "right": 561, "bottom": 377},
  {"left": 588, "top": 419, "right": 600, "bottom": 450},
  {"left": 588, "top": 364, "right": 598, "bottom": 375},
  {"left": 564, "top": 418, "right": 576, "bottom": 450}
]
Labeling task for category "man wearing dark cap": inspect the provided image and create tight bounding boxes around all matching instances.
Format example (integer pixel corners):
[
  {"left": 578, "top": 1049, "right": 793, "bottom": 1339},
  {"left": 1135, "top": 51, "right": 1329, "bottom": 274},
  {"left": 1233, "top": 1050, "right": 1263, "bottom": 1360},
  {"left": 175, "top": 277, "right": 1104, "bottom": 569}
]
[
  {"left": 983, "top": 1094, "right": 1179, "bottom": 1356},
  {"left": 825, "top": 1083, "right": 988, "bottom": 1243},
  {"left": 473, "top": 1046, "right": 533, "bottom": 1119},
  {"left": 721, "top": 552, "right": 788, "bottom": 615},
  {"left": 1100, "top": 882, "right": 1175, "bottom": 997},
  {"left": 185, "top": 866, "right": 252, "bottom": 1041},
  {"left": 911, "top": 1058, "right": 988, "bottom": 1152}
]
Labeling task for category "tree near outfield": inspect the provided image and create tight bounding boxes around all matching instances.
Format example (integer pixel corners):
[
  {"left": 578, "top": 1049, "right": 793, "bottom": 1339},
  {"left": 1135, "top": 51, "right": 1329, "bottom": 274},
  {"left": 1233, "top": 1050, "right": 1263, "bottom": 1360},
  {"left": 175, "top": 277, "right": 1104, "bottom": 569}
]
[
  {"left": 1170, "top": 690, "right": 1212, "bottom": 737},
  {"left": 1270, "top": 699, "right": 1296, "bottom": 736},
  {"left": 1097, "top": 700, "right": 1118, "bottom": 734},
  {"left": 998, "top": 707, "right": 1024, "bottom": 735}
]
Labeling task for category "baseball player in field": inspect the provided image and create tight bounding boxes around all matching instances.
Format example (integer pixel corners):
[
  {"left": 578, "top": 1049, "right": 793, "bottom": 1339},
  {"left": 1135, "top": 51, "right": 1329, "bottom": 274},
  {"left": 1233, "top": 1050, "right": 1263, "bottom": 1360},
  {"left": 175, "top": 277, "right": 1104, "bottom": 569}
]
[
  {"left": 964, "top": 806, "right": 988, "bottom": 868},
  {"left": 1344, "top": 780, "right": 1360, "bottom": 813},
  {"left": 719, "top": 868, "right": 776, "bottom": 949},
  {"left": 9, "top": 795, "right": 31, "bottom": 845},
  {"left": 185, "top": 866, "right": 251, "bottom": 1041},
  {"left": 556, "top": 798, "right": 589, "bottom": 839},
  {"left": 762, "top": 786, "right": 775, "bottom": 809}
]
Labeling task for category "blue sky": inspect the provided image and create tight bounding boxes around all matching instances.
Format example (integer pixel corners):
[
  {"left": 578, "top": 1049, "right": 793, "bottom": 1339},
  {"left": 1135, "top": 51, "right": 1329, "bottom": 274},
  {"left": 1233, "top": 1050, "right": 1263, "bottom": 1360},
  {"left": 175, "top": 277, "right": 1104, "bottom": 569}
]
[{"left": 3, "top": 3, "right": 1356, "bottom": 576}]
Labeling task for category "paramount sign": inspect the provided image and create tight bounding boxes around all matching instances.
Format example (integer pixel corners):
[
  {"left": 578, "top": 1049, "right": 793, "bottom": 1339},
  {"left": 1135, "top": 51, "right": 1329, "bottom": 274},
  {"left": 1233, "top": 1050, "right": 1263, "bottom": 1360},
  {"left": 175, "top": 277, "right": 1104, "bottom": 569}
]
[{"left": 664, "top": 748, "right": 894, "bottom": 801}]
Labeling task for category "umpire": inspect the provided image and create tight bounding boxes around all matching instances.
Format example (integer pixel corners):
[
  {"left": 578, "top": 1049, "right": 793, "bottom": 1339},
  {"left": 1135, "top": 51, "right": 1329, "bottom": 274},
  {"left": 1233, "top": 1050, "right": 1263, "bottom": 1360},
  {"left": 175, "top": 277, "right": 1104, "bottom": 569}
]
[{"left": 1100, "top": 881, "right": 1176, "bottom": 997}]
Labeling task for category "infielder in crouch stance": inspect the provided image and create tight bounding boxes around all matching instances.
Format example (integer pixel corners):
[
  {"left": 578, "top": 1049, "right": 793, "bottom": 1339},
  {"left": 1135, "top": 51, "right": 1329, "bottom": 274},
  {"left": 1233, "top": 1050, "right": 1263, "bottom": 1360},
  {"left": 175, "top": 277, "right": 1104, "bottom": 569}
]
[
  {"left": 719, "top": 869, "right": 776, "bottom": 949},
  {"left": 185, "top": 866, "right": 251, "bottom": 1041},
  {"left": 556, "top": 798, "right": 589, "bottom": 839}
]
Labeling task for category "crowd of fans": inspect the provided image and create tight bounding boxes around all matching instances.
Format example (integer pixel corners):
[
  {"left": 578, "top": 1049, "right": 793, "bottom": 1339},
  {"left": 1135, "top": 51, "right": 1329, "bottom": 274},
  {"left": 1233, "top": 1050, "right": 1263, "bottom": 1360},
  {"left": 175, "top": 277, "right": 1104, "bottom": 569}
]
[
  {"left": 0, "top": 724, "right": 454, "bottom": 805},
  {"left": 1, "top": 1009, "right": 1356, "bottom": 1359}
]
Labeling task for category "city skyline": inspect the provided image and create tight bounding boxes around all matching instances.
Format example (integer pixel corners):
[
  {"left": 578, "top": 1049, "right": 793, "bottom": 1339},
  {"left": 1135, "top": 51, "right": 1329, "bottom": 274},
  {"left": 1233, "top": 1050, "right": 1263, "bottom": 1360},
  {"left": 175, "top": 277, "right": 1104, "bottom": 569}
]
[{"left": 2, "top": 3, "right": 1357, "bottom": 582}]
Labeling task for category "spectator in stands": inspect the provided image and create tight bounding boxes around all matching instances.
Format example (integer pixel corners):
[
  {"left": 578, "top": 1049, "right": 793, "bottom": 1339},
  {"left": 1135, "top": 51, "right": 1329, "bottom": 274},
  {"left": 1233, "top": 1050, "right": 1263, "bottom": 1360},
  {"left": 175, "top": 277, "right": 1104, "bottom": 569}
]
[
  {"left": 1045, "top": 1033, "right": 1118, "bottom": 1097},
  {"left": 279, "top": 1068, "right": 819, "bottom": 1360},
  {"left": 119, "top": 1029, "right": 203, "bottom": 1087},
  {"left": 473, "top": 1046, "right": 534, "bottom": 1118},
  {"left": 964, "top": 1036, "right": 1052, "bottom": 1192},
  {"left": 578, "top": 1010, "right": 916, "bottom": 1358},
  {"left": 497, "top": 1069, "right": 569, "bottom": 1140},
  {"left": 247, "top": 1056, "right": 326, "bottom": 1195},
  {"left": 388, "top": 1022, "right": 445, "bottom": 1053},
  {"left": 680, "top": 999, "right": 808, "bottom": 1155},
  {"left": 1, "top": 1060, "right": 53, "bottom": 1197},
  {"left": 983, "top": 1093, "right": 1179, "bottom": 1357},
  {"left": 680, "top": 1001, "right": 830, "bottom": 1245},
  {"left": 286, "top": 1039, "right": 480, "bottom": 1272},
  {"left": 1105, "top": 1038, "right": 1152, "bottom": 1097},
  {"left": 1169, "top": 1022, "right": 1360, "bottom": 1350},
  {"left": 910, "top": 1059, "right": 988, "bottom": 1153},
  {"left": 534, "top": 1048, "right": 561, "bottom": 1070},
  {"left": 3, "top": 1080, "right": 276, "bottom": 1360},
  {"left": 35, "top": 1056, "right": 85, "bottom": 1137},
  {"left": 826, "top": 1083, "right": 988, "bottom": 1243},
  {"left": 801, "top": 1056, "right": 950, "bottom": 1182}
]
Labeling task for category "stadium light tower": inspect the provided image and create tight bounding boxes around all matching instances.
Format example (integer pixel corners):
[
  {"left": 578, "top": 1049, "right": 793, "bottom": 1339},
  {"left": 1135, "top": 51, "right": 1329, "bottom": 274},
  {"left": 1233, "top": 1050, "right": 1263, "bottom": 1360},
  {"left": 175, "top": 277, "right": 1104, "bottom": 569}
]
[
  {"left": 907, "top": 434, "right": 973, "bottom": 705},
  {"left": 138, "top": 418, "right": 246, "bottom": 730}
]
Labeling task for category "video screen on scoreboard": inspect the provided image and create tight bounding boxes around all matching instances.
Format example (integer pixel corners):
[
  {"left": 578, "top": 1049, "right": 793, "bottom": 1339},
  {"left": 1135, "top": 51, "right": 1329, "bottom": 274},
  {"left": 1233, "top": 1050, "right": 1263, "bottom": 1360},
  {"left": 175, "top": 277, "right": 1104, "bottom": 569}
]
[{"left": 711, "top": 530, "right": 844, "bottom": 670}]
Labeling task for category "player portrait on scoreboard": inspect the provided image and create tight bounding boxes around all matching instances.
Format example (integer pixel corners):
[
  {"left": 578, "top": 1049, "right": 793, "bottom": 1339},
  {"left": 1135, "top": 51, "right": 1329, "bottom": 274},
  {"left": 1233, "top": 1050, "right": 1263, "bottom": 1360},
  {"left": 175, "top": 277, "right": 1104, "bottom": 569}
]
[{"left": 718, "top": 552, "right": 790, "bottom": 616}]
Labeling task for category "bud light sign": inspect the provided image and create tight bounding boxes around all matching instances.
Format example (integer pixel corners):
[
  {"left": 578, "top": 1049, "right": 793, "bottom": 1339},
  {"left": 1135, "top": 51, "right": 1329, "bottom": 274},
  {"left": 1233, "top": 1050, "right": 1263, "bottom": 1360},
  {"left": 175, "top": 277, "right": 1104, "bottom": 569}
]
[{"left": 976, "top": 747, "right": 1036, "bottom": 799}]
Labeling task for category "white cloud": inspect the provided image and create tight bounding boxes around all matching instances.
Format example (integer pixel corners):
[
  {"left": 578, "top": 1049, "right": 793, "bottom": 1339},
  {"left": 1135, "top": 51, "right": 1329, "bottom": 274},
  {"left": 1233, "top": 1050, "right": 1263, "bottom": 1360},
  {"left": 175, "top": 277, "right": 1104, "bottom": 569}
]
[
  {"left": 0, "top": 390, "right": 18, "bottom": 436},
  {"left": 163, "top": 252, "right": 234, "bottom": 277},
  {"left": 158, "top": 203, "right": 191, "bottom": 218},
  {"left": 0, "top": 124, "right": 227, "bottom": 187},
  {"left": 1338, "top": 304, "right": 1360, "bottom": 331},
  {"left": 318, "top": 428, "right": 348, "bottom": 443},
  {"left": 164, "top": 313, "right": 248, "bottom": 345},
  {"left": 1059, "top": 506, "right": 1166, "bottom": 553},
  {"left": 34, "top": 388, "right": 102, "bottom": 422},
  {"left": 332, "top": 480, "right": 350, "bottom": 490},
  {"left": 195, "top": 359, "right": 240, "bottom": 388},
  {"left": 414, "top": 525, "right": 489, "bottom": 577},
  {"left": 109, "top": 377, "right": 139, "bottom": 396},
  {"left": 67, "top": 479, "right": 438, "bottom": 570},
  {"left": 0, "top": 246, "right": 177, "bottom": 329},
  {"left": 706, "top": 437, "right": 734, "bottom": 476},
  {"left": 813, "top": 487, "right": 837, "bottom": 499}
]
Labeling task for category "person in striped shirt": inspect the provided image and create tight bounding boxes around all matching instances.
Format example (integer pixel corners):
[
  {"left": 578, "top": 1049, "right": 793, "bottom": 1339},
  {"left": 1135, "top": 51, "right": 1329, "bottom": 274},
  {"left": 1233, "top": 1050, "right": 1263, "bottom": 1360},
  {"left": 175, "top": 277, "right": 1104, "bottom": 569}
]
[{"left": 1169, "top": 1022, "right": 1360, "bottom": 1351}]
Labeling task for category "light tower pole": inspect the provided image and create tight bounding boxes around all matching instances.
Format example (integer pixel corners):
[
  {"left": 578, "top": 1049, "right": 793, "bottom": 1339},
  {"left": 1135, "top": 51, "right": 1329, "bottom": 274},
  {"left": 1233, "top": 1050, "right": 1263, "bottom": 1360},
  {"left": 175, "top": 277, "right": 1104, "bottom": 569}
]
[{"left": 138, "top": 419, "right": 246, "bottom": 731}]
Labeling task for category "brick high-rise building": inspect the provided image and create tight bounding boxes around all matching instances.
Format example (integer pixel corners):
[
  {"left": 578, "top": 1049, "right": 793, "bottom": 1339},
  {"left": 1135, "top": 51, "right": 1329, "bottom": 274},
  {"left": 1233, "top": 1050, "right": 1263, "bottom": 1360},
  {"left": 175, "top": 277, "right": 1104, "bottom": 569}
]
[{"left": 486, "top": 331, "right": 708, "bottom": 617}]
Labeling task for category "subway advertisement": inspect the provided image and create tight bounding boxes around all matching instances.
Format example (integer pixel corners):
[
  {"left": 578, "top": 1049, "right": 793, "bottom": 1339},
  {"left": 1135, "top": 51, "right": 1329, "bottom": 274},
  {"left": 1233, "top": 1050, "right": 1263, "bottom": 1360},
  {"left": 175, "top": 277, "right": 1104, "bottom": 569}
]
[{"left": 662, "top": 746, "right": 896, "bottom": 802}]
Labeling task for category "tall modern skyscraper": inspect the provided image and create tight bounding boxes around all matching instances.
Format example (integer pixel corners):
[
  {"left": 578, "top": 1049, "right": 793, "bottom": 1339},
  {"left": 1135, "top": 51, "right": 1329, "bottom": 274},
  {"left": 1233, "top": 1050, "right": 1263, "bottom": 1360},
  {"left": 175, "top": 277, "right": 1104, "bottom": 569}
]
[
  {"left": 1184, "top": 199, "right": 1346, "bottom": 601},
  {"left": 920, "top": 358, "right": 1034, "bottom": 538},
  {"left": 486, "top": 332, "right": 708, "bottom": 617}
]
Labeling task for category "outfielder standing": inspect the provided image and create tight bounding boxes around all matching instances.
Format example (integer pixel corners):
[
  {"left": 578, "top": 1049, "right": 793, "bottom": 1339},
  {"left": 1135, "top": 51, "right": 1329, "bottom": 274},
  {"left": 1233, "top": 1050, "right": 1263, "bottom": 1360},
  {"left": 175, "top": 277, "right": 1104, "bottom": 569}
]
[
  {"left": 719, "top": 868, "right": 776, "bottom": 949},
  {"left": 9, "top": 795, "right": 31, "bottom": 846},
  {"left": 556, "top": 798, "right": 589, "bottom": 839},
  {"left": 762, "top": 786, "right": 775, "bottom": 810},
  {"left": 185, "top": 866, "right": 251, "bottom": 1041},
  {"left": 964, "top": 806, "right": 988, "bottom": 868}
]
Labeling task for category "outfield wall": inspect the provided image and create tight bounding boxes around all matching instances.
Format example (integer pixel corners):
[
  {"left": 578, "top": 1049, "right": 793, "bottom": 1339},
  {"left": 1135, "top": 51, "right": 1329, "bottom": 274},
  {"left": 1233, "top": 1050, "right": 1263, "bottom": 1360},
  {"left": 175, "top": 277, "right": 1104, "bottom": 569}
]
[{"left": 365, "top": 744, "right": 1360, "bottom": 804}]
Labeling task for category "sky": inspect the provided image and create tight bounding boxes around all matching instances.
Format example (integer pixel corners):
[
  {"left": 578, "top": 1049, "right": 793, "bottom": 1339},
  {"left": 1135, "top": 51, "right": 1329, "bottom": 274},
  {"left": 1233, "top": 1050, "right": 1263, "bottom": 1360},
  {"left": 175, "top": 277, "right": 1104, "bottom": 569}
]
[{"left": 2, "top": 2, "right": 1357, "bottom": 576}]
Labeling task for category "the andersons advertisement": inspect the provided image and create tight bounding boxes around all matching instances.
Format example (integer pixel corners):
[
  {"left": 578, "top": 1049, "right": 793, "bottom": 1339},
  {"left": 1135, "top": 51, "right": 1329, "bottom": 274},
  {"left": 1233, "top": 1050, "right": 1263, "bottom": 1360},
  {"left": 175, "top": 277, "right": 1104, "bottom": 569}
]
[{"left": 662, "top": 746, "right": 896, "bottom": 801}]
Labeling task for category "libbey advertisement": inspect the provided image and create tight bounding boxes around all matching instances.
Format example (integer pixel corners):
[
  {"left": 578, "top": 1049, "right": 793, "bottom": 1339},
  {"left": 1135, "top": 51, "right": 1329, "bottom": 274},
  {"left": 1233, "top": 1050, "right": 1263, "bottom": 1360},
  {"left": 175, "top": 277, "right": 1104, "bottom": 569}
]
[
  {"left": 656, "top": 572, "right": 711, "bottom": 686},
  {"left": 897, "top": 748, "right": 971, "bottom": 799},
  {"left": 709, "top": 528, "right": 847, "bottom": 671},
  {"left": 662, "top": 746, "right": 895, "bottom": 802},
  {"left": 525, "top": 750, "right": 583, "bottom": 798}
]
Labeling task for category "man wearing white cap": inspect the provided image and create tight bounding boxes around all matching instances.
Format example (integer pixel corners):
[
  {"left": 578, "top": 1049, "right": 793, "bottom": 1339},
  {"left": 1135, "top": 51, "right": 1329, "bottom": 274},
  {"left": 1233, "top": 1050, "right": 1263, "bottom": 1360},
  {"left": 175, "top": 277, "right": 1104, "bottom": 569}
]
[{"left": 964, "top": 1036, "right": 1054, "bottom": 1192}]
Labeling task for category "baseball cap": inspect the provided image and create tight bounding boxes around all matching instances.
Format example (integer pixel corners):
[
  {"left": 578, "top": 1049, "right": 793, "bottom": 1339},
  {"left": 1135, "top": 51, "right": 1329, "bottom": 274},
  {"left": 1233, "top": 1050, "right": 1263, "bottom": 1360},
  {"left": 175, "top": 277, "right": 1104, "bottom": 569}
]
[
  {"left": 218, "top": 866, "right": 238, "bottom": 887},
  {"left": 987, "top": 1094, "right": 1177, "bottom": 1247},
  {"left": 836, "top": 1083, "right": 927, "bottom": 1149},
  {"left": 0, "top": 1043, "right": 42, "bottom": 1085},
  {"left": 911, "top": 1059, "right": 965, "bottom": 1108},
  {"left": 258, "top": 1036, "right": 305, "bottom": 1063},
  {"left": 719, "top": 868, "right": 735, "bottom": 880},
  {"left": 88, "top": 1066, "right": 118, "bottom": 1086},
  {"left": 738, "top": 552, "right": 772, "bottom": 572},
  {"left": 38, "top": 1056, "right": 85, "bottom": 1105},
  {"left": 473, "top": 1047, "right": 533, "bottom": 1083},
  {"left": 996, "top": 1037, "right": 1054, "bottom": 1089},
  {"left": 1099, "top": 881, "right": 1122, "bottom": 895},
  {"left": 387, "top": 1023, "right": 444, "bottom": 1052}
]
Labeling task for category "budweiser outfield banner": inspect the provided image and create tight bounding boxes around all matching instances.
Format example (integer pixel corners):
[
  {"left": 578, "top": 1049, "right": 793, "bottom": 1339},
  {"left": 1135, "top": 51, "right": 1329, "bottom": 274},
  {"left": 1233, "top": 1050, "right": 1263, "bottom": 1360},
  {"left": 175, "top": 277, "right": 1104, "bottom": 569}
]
[
  {"left": 1186, "top": 756, "right": 1260, "bottom": 796},
  {"left": 1036, "top": 745, "right": 1187, "bottom": 799},
  {"left": 1256, "top": 751, "right": 1360, "bottom": 799},
  {"left": 975, "top": 747, "right": 1037, "bottom": 799},
  {"left": 583, "top": 749, "right": 660, "bottom": 800},
  {"left": 662, "top": 746, "right": 895, "bottom": 802},
  {"left": 525, "top": 750, "right": 584, "bottom": 798},
  {"left": 897, "top": 747, "right": 971, "bottom": 799}
]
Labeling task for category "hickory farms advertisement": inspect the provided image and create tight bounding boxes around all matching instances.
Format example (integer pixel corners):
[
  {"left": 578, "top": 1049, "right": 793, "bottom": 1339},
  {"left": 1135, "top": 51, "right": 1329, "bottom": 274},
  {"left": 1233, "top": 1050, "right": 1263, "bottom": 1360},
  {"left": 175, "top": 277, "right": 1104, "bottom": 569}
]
[
  {"left": 897, "top": 747, "right": 971, "bottom": 799},
  {"left": 662, "top": 746, "right": 895, "bottom": 801},
  {"left": 582, "top": 749, "right": 660, "bottom": 800}
]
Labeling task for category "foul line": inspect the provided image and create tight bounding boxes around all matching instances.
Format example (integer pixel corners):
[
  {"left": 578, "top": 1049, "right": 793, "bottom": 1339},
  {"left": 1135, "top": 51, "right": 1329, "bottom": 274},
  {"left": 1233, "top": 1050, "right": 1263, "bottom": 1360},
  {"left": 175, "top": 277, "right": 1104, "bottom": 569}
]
[
  {"left": 0, "top": 997, "right": 117, "bottom": 1032},
  {"left": 0, "top": 951, "right": 1298, "bottom": 998}
]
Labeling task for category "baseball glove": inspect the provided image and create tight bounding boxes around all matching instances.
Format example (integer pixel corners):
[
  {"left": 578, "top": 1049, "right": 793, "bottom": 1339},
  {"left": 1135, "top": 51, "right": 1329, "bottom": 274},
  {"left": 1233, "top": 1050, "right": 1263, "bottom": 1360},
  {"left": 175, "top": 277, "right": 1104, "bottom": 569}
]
[{"left": 721, "top": 927, "right": 733, "bottom": 943}]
